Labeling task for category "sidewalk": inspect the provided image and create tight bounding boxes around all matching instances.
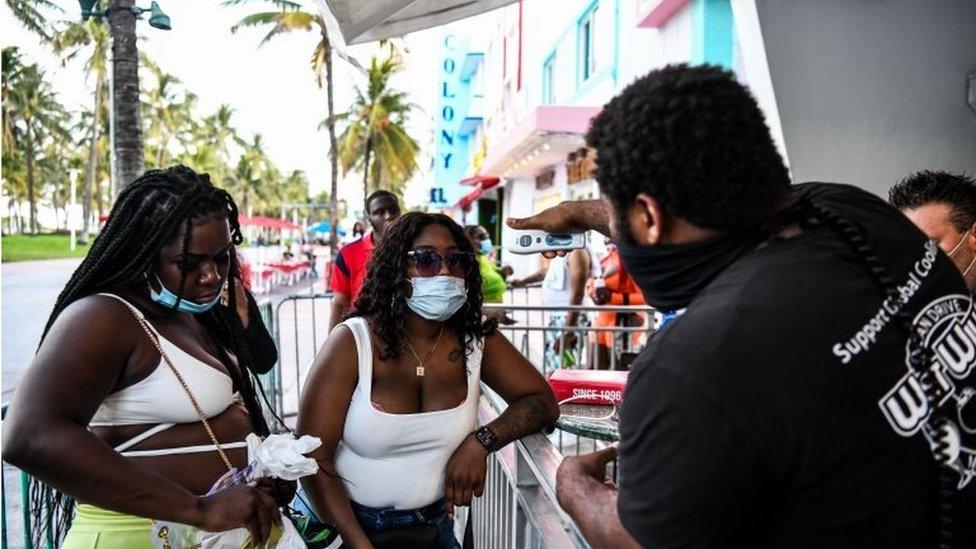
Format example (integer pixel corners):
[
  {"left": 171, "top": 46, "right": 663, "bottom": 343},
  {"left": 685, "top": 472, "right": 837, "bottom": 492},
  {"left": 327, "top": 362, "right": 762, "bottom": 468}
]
[{"left": 1, "top": 258, "right": 82, "bottom": 403}]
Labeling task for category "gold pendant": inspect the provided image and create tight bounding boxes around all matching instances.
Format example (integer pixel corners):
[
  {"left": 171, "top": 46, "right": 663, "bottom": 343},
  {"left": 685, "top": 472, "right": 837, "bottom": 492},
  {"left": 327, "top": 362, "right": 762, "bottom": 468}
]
[{"left": 416, "top": 366, "right": 425, "bottom": 377}]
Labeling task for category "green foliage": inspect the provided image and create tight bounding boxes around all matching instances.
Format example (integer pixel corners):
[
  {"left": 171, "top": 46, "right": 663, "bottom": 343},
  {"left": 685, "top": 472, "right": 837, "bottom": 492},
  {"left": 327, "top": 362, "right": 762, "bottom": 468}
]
[
  {"left": 1, "top": 234, "right": 92, "bottom": 262},
  {"left": 4, "top": 0, "right": 63, "bottom": 43},
  {"left": 336, "top": 45, "right": 420, "bottom": 199},
  {"left": 1, "top": 43, "right": 310, "bottom": 234},
  {"left": 2, "top": 46, "right": 71, "bottom": 233}
]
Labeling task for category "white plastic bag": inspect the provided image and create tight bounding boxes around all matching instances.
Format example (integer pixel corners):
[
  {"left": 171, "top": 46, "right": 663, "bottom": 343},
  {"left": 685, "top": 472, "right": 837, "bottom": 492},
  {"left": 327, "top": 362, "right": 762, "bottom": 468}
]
[
  {"left": 151, "top": 513, "right": 304, "bottom": 549},
  {"left": 151, "top": 434, "right": 322, "bottom": 548}
]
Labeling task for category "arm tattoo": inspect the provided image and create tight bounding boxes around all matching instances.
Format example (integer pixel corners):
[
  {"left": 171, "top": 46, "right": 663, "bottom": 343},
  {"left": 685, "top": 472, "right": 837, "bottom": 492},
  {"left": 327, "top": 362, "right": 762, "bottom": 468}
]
[{"left": 487, "top": 394, "right": 555, "bottom": 446}]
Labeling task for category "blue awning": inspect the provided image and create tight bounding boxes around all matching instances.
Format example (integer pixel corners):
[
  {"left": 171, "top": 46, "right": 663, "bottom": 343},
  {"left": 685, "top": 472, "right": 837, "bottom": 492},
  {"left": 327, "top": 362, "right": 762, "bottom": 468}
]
[{"left": 308, "top": 221, "right": 347, "bottom": 236}]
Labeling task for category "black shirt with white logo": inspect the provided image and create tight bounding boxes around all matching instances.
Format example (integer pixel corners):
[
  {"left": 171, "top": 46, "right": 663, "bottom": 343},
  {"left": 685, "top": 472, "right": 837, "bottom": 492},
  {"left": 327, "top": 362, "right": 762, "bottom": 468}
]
[{"left": 617, "top": 183, "right": 976, "bottom": 548}]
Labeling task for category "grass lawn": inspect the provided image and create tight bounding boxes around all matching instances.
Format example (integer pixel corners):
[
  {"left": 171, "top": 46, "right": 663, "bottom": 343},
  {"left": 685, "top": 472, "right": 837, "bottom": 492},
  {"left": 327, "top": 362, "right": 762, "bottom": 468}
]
[{"left": 2, "top": 234, "right": 92, "bottom": 262}]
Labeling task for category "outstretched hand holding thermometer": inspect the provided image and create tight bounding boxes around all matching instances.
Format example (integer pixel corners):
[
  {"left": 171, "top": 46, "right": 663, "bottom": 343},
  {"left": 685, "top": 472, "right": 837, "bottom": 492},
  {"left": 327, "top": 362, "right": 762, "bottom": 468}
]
[{"left": 505, "top": 199, "right": 611, "bottom": 257}]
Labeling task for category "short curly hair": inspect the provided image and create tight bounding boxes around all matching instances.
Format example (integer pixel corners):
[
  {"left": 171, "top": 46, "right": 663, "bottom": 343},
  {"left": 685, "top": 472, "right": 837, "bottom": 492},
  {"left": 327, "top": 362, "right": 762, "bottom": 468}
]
[
  {"left": 351, "top": 212, "right": 494, "bottom": 363},
  {"left": 586, "top": 64, "right": 790, "bottom": 234},
  {"left": 888, "top": 170, "right": 976, "bottom": 233}
]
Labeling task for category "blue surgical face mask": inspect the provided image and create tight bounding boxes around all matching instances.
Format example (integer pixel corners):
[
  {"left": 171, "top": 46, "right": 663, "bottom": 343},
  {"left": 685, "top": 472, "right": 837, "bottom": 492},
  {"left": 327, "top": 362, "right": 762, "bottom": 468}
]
[
  {"left": 406, "top": 276, "right": 466, "bottom": 321},
  {"left": 479, "top": 238, "right": 493, "bottom": 256},
  {"left": 149, "top": 274, "right": 223, "bottom": 314}
]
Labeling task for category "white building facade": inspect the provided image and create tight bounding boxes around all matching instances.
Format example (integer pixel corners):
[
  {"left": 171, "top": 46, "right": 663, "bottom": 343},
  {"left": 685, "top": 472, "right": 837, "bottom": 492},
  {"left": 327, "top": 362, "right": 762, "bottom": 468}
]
[{"left": 427, "top": 0, "right": 749, "bottom": 274}]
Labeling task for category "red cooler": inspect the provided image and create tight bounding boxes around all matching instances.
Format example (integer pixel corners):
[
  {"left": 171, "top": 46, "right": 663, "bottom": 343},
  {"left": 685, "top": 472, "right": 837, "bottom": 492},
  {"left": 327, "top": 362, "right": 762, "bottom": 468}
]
[{"left": 548, "top": 369, "right": 628, "bottom": 406}]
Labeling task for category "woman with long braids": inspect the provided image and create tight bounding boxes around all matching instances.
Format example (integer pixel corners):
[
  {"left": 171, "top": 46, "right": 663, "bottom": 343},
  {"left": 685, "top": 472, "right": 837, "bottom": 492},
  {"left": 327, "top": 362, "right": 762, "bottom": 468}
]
[
  {"left": 297, "top": 212, "right": 559, "bottom": 548},
  {"left": 3, "top": 165, "right": 286, "bottom": 548}
]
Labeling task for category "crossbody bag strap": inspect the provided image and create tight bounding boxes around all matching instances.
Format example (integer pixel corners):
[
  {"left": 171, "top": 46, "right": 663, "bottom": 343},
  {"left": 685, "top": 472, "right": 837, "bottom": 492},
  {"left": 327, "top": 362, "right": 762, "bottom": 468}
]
[{"left": 120, "top": 303, "right": 234, "bottom": 472}]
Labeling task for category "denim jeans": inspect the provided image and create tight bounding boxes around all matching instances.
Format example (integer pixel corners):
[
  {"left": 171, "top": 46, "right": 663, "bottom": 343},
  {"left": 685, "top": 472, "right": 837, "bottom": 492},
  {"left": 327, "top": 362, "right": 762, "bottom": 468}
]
[
  {"left": 291, "top": 492, "right": 458, "bottom": 549},
  {"left": 350, "top": 500, "right": 459, "bottom": 549}
]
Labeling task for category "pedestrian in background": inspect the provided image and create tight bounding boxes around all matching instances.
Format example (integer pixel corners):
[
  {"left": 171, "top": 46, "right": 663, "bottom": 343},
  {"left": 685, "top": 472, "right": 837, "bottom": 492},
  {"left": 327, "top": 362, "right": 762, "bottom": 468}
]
[
  {"left": 586, "top": 239, "right": 645, "bottom": 369},
  {"left": 464, "top": 224, "right": 515, "bottom": 324},
  {"left": 327, "top": 191, "right": 401, "bottom": 333},
  {"left": 889, "top": 170, "right": 976, "bottom": 294},
  {"left": 511, "top": 244, "right": 599, "bottom": 369}
]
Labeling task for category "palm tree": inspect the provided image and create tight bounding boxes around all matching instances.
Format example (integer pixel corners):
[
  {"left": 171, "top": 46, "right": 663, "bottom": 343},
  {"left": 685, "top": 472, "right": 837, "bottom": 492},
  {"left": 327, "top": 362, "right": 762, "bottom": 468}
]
[
  {"left": 204, "top": 104, "right": 243, "bottom": 166},
  {"left": 189, "top": 104, "right": 243, "bottom": 186},
  {"left": 5, "top": 0, "right": 62, "bottom": 43},
  {"left": 232, "top": 133, "right": 274, "bottom": 216},
  {"left": 71, "top": 106, "right": 111, "bottom": 222},
  {"left": 2, "top": 47, "right": 24, "bottom": 154},
  {"left": 141, "top": 66, "right": 189, "bottom": 168},
  {"left": 227, "top": 0, "right": 361, "bottom": 257},
  {"left": 337, "top": 48, "right": 420, "bottom": 203},
  {"left": 5, "top": 58, "right": 69, "bottom": 233},
  {"left": 3, "top": 47, "right": 27, "bottom": 234},
  {"left": 52, "top": 19, "right": 110, "bottom": 244},
  {"left": 38, "top": 138, "right": 81, "bottom": 231},
  {"left": 108, "top": 0, "right": 146, "bottom": 190}
]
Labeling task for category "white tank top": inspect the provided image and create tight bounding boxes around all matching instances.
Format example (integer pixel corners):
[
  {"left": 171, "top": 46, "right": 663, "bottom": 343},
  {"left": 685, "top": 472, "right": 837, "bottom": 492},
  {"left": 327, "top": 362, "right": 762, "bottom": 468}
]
[
  {"left": 88, "top": 294, "right": 247, "bottom": 458},
  {"left": 334, "top": 317, "right": 482, "bottom": 510},
  {"left": 89, "top": 294, "right": 236, "bottom": 426},
  {"left": 542, "top": 247, "right": 601, "bottom": 307}
]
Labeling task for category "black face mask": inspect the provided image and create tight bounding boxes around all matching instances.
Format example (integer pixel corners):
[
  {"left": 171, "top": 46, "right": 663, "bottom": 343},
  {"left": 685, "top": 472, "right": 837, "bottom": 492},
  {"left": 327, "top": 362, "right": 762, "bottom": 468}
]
[{"left": 617, "top": 230, "right": 766, "bottom": 312}]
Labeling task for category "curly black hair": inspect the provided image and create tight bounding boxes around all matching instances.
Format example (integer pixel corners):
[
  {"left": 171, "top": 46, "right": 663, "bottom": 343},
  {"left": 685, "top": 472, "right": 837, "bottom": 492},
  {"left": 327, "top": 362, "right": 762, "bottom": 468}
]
[
  {"left": 888, "top": 170, "right": 976, "bottom": 233},
  {"left": 351, "top": 211, "right": 495, "bottom": 363},
  {"left": 586, "top": 64, "right": 790, "bottom": 236}
]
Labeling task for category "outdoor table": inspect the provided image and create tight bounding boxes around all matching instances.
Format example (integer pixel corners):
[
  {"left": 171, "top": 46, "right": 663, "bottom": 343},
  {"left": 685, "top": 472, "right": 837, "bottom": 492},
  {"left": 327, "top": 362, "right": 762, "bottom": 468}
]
[{"left": 556, "top": 403, "right": 619, "bottom": 442}]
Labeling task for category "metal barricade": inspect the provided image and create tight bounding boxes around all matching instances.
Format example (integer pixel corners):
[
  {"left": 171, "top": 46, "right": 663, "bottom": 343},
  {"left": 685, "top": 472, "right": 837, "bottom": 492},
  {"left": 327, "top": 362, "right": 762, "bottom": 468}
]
[
  {"left": 468, "top": 389, "right": 588, "bottom": 548},
  {"left": 484, "top": 303, "right": 655, "bottom": 374},
  {"left": 483, "top": 302, "right": 655, "bottom": 484},
  {"left": 271, "top": 293, "right": 335, "bottom": 420}
]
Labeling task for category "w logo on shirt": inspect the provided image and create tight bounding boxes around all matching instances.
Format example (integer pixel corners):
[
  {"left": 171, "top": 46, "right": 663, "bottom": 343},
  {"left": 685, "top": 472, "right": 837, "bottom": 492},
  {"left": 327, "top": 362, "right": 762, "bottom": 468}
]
[{"left": 879, "top": 294, "right": 976, "bottom": 489}]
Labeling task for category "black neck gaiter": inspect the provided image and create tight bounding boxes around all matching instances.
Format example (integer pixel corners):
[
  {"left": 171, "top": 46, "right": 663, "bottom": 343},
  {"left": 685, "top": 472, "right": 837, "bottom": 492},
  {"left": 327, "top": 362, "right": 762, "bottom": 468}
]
[{"left": 617, "top": 230, "right": 766, "bottom": 312}]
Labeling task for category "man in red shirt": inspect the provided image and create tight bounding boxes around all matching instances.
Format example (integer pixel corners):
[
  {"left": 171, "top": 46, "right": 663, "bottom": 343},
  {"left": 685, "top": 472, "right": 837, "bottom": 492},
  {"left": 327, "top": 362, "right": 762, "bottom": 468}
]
[{"left": 327, "top": 190, "right": 401, "bottom": 333}]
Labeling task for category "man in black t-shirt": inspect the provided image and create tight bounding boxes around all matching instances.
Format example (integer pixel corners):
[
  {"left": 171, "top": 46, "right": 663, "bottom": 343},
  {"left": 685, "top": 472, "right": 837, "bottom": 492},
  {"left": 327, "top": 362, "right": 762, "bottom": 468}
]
[{"left": 509, "top": 65, "right": 976, "bottom": 547}]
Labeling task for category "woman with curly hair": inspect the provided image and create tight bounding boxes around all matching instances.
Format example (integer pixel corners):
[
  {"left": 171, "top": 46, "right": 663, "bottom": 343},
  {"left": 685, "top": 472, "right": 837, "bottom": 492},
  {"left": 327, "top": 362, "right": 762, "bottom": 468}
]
[{"left": 297, "top": 212, "right": 559, "bottom": 548}]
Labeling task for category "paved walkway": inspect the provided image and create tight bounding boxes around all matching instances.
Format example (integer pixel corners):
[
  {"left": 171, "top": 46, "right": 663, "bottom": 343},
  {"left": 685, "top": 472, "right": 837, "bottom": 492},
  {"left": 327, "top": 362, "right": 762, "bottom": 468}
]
[{"left": 2, "top": 258, "right": 81, "bottom": 403}]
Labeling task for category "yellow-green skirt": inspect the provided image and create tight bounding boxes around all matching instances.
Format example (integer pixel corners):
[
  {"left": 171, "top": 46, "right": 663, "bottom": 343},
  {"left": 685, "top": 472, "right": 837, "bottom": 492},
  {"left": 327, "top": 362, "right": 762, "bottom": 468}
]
[{"left": 62, "top": 504, "right": 155, "bottom": 549}]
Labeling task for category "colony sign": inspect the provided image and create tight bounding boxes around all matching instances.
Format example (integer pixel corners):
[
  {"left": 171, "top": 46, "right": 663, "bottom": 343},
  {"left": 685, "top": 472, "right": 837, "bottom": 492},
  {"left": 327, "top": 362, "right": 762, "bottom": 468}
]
[{"left": 432, "top": 34, "right": 463, "bottom": 206}]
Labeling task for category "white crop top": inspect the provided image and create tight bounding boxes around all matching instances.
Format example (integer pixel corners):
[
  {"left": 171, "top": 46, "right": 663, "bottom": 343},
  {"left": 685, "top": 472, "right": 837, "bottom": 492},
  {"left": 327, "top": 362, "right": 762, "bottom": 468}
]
[
  {"left": 89, "top": 294, "right": 246, "bottom": 457},
  {"left": 334, "top": 317, "right": 482, "bottom": 510}
]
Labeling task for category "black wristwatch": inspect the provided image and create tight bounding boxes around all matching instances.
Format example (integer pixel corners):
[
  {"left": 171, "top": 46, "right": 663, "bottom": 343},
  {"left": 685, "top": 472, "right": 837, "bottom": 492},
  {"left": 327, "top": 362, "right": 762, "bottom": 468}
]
[{"left": 474, "top": 426, "right": 499, "bottom": 453}]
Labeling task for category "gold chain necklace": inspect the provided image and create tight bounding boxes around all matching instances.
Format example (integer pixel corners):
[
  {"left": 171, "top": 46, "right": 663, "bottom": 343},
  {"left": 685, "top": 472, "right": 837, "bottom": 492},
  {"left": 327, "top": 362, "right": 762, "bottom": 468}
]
[{"left": 404, "top": 325, "right": 445, "bottom": 377}]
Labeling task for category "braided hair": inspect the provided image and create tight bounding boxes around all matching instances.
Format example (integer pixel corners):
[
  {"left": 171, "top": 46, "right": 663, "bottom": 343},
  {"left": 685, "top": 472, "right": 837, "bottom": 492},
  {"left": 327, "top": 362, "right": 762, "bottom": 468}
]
[
  {"left": 350, "top": 212, "right": 495, "bottom": 364},
  {"left": 801, "top": 200, "right": 956, "bottom": 549},
  {"left": 32, "top": 165, "right": 273, "bottom": 544}
]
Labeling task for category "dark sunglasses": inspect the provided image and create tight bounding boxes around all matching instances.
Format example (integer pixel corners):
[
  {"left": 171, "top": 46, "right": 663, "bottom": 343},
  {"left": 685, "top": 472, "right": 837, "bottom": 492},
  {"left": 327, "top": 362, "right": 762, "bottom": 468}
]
[{"left": 407, "top": 249, "right": 474, "bottom": 278}]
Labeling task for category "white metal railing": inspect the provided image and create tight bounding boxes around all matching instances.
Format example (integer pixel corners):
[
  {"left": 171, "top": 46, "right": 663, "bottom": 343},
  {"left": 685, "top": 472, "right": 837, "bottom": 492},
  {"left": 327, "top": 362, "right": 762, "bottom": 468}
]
[{"left": 469, "top": 389, "right": 588, "bottom": 548}]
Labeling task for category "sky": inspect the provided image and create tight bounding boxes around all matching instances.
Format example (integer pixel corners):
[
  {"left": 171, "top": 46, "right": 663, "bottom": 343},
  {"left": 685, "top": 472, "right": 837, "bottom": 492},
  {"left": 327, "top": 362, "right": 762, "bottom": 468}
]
[{"left": 0, "top": 0, "right": 449, "bottom": 212}]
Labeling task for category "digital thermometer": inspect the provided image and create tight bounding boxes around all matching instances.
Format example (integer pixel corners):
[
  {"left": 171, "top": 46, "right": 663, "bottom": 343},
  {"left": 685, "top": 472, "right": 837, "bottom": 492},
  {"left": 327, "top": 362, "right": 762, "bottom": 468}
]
[{"left": 507, "top": 230, "right": 586, "bottom": 254}]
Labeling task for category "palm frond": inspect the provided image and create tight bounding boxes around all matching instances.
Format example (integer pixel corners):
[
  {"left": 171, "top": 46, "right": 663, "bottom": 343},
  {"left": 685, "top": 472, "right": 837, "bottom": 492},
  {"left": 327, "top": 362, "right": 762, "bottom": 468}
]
[
  {"left": 5, "top": 0, "right": 63, "bottom": 43},
  {"left": 230, "top": 12, "right": 284, "bottom": 34},
  {"left": 222, "top": 0, "right": 301, "bottom": 10}
]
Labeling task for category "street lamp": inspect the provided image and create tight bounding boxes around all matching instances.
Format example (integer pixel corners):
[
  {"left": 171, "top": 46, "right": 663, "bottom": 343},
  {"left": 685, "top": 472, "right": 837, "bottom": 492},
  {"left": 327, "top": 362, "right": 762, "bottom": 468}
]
[
  {"left": 77, "top": 0, "right": 169, "bottom": 196},
  {"left": 79, "top": 0, "right": 172, "bottom": 30}
]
